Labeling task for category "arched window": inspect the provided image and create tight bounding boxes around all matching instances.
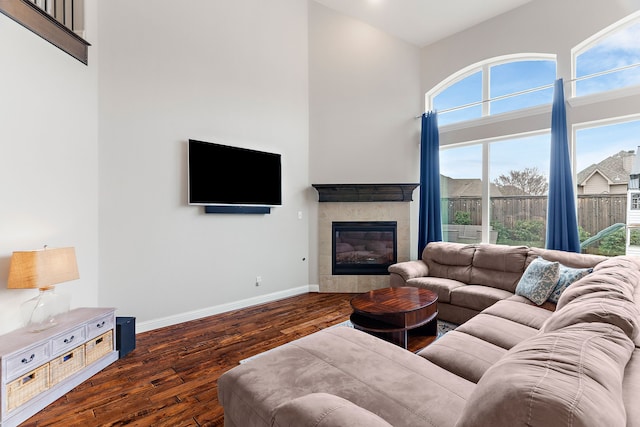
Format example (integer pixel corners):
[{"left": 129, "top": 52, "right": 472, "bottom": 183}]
[
  {"left": 427, "top": 55, "right": 556, "bottom": 126},
  {"left": 573, "top": 15, "right": 640, "bottom": 97}
]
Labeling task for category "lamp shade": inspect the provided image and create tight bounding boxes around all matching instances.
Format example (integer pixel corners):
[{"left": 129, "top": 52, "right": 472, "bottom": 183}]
[{"left": 7, "top": 247, "right": 79, "bottom": 290}]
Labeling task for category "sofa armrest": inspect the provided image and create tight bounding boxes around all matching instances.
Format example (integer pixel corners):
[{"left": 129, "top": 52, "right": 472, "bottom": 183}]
[
  {"left": 388, "top": 260, "right": 430, "bottom": 286},
  {"left": 271, "top": 393, "right": 392, "bottom": 427}
]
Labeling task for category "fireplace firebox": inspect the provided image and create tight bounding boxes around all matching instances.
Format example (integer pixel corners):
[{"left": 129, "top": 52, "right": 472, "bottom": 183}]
[{"left": 332, "top": 221, "right": 397, "bottom": 275}]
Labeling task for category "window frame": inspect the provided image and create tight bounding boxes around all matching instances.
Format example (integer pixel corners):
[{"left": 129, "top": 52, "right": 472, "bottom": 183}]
[
  {"left": 439, "top": 129, "right": 551, "bottom": 245},
  {"left": 427, "top": 12, "right": 640, "bottom": 248},
  {"left": 426, "top": 53, "right": 556, "bottom": 126},
  {"left": 571, "top": 11, "right": 640, "bottom": 98}
]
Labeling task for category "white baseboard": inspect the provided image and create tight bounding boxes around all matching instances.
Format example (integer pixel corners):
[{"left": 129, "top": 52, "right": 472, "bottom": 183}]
[{"left": 136, "top": 285, "right": 318, "bottom": 333}]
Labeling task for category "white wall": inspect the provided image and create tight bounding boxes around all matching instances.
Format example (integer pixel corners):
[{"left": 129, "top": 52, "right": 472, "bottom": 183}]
[
  {"left": 307, "top": 2, "right": 423, "bottom": 283},
  {"left": 308, "top": 2, "right": 422, "bottom": 184},
  {"left": 0, "top": 1, "right": 99, "bottom": 334},
  {"left": 97, "top": 0, "right": 310, "bottom": 330}
]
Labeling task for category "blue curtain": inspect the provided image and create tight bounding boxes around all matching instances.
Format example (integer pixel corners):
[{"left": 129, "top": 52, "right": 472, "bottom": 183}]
[
  {"left": 546, "top": 78, "right": 581, "bottom": 252},
  {"left": 418, "top": 111, "right": 442, "bottom": 255}
]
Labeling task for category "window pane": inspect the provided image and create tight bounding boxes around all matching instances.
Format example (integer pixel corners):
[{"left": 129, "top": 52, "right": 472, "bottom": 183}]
[
  {"left": 434, "top": 71, "right": 482, "bottom": 126},
  {"left": 576, "top": 120, "right": 640, "bottom": 255},
  {"left": 440, "top": 145, "right": 484, "bottom": 244},
  {"left": 489, "top": 60, "right": 555, "bottom": 114},
  {"left": 490, "top": 135, "right": 550, "bottom": 248},
  {"left": 576, "top": 22, "right": 640, "bottom": 96}
]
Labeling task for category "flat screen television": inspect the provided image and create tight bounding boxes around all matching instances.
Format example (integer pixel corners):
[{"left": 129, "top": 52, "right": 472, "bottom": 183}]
[{"left": 188, "top": 139, "right": 282, "bottom": 207}]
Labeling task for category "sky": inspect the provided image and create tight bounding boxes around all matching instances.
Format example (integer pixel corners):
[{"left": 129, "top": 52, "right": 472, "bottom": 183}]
[
  {"left": 577, "top": 121, "right": 640, "bottom": 172},
  {"left": 436, "top": 21, "right": 640, "bottom": 183},
  {"left": 440, "top": 135, "right": 550, "bottom": 181}
]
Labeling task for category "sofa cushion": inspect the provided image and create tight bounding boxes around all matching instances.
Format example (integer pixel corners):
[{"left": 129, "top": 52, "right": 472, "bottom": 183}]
[
  {"left": 544, "top": 256, "right": 640, "bottom": 342},
  {"left": 504, "top": 294, "right": 557, "bottom": 311},
  {"left": 469, "top": 244, "right": 529, "bottom": 292},
  {"left": 559, "top": 256, "right": 639, "bottom": 310},
  {"left": 437, "top": 303, "right": 482, "bottom": 325},
  {"left": 271, "top": 393, "right": 393, "bottom": 427},
  {"left": 515, "top": 257, "right": 559, "bottom": 305},
  {"left": 422, "top": 242, "right": 475, "bottom": 283},
  {"left": 543, "top": 295, "right": 639, "bottom": 341},
  {"left": 527, "top": 247, "right": 606, "bottom": 269},
  {"left": 542, "top": 295, "right": 640, "bottom": 342},
  {"left": 449, "top": 285, "right": 513, "bottom": 312},
  {"left": 218, "top": 327, "right": 474, "bottom": 427},
  {"left": 455, "top": 323, "right": 634, "bottom": 427},
  {"left": 547, "top": 264, "right": 592, "bottom": 303},
  {"left": 482, "top": 299, "right": 553, "bottom": 329},
  {"left": 405, "top": 276, "right": 465, "bottom": 303},
  {"left": 454, "top": 313, "right": 539, "bottom": 350},
  {"left": 417, "top": 330, "right": 507, "bottom": 383}
]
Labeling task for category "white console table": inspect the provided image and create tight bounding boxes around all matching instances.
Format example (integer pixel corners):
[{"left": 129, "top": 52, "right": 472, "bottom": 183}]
[{"left": 0, "top": 308, "right": 118, "bottom": 427}]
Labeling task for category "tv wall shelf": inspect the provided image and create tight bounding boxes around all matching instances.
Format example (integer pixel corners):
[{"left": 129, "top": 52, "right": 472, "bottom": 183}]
[{"left": 204, "top": 206, "right": 271, "bottom": 214}]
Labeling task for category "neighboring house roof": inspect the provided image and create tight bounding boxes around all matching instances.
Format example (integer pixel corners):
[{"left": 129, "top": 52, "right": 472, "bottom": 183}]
[
  {"left": 440, "top": 175, "right": 503, "bottom": 197},
  {"left": 577, "top": 150, "right": 635, "bottom": 187}
]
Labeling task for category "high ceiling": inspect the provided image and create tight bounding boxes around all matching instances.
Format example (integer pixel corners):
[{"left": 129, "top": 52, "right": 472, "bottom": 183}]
[{"left": 312, "top": 0, "right": 533, "bottom": 47}]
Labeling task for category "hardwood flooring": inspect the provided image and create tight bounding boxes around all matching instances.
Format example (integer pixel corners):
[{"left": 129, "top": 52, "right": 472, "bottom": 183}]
[{"left": 20, "top": 292, "right": 434, "bottom": 427}]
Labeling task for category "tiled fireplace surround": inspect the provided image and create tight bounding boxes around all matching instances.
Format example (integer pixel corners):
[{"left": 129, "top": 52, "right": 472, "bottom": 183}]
[{"left": 313, "top": 184, "right": 418, "bottom": 293}]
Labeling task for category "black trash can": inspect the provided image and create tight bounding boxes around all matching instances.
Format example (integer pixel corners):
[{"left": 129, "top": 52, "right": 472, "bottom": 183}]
[{"left": 116, "top": 316, "right": 136, "bottom": 358}]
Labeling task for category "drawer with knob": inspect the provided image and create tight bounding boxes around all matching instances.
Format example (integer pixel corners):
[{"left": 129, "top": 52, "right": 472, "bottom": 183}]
[
  {"left": 5, "top": 343, "right": 49, "bottom": 381},
  {"left": 87, "top": 314, "right": 114, "bottom": 340},
  {"left": 51, "top": 326, "right": 86, "bottom": 357}
]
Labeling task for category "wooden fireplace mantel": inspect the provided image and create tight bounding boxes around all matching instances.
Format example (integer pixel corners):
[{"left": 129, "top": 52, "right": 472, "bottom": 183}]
[{"left": 312, "top": 183, "right": 419, "bottom": 203}]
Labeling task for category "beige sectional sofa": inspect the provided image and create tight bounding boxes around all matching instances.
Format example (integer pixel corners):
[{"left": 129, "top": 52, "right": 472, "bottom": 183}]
[
  {"left": 388, "top": 242, "right": 607, "bottom": 324},
  {"left": 217, "top": 243, "right": 640, "bottom": 427}
]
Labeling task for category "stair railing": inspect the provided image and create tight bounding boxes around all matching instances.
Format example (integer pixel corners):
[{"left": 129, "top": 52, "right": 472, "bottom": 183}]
[{"left": 0, "top": 0, "right": 90, "bottom": 64}]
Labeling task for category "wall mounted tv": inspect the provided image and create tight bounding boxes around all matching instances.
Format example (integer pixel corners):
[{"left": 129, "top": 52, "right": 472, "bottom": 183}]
[{"left": 188, "top": 139, "right": 282, "bottom": 209}]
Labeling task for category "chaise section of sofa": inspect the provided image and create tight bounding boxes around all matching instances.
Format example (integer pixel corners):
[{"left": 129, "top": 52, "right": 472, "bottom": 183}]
[{"left": 218, "top": 326, "right": 475, "bottom": 427}]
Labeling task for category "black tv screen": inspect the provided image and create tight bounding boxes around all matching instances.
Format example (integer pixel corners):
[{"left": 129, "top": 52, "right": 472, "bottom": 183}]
[{"left": 188, "top": 139, "right": 282, "bottom": 206}]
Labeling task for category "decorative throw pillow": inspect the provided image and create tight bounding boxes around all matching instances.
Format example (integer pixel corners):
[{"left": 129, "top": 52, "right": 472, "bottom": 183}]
[
  {"left": 515, "top": 257, "right": 560, "bottom": 305},
  {"left": 547, "top": 265, "right": 592, "bottom": 303}
]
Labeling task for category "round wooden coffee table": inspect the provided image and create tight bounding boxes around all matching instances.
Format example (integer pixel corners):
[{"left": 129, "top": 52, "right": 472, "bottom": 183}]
[{"left": 350, "top": 287, "right": 438, "bottom": 349}]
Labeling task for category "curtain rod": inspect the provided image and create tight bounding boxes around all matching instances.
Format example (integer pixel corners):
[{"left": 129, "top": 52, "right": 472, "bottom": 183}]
[{"left": 416, "top": 62, "right": 640, "bottom": 118}]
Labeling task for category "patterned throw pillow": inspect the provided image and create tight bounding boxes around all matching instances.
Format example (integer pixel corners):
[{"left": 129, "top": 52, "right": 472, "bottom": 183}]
[
  {"left": 547, "top": 265, "right": 592, "bottom": 303},
  {"left": 515, "top": 257, "right": 560, "bottom": 305}
]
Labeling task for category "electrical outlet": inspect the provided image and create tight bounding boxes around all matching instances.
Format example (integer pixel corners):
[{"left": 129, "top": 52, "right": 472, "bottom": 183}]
[{"left": 256, "top": 276, "right": 262, "bottom": 286}]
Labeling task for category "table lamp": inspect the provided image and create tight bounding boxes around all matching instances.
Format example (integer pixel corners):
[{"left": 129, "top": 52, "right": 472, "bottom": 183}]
[{"left": 7, "top": 246, "right": 79, "bottom": 332}]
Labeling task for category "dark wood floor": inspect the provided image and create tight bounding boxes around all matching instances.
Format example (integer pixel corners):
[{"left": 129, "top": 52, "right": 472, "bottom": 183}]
[{"left": 21, "top": 292, "right": 434, "bottom": 426}]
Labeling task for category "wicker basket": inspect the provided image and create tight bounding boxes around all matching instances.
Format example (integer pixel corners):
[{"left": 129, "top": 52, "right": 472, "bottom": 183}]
[
  {"left": 85, "top": 330, "right": 113, "bottom": 365},
  {"left": 50, "top": 346, "right": 85, "bottom": 386},
  {"left": 7, "top": 364, "right": 50, "bottom": 412}
]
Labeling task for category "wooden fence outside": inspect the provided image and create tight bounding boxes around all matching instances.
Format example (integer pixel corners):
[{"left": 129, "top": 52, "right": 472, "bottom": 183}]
[{"left": 442, "top": 194, "right": 627, "bottom": 237}]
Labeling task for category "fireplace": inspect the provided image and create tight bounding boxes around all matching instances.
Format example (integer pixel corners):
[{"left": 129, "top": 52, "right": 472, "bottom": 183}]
[
  {"left": 313, "top": 183, "right": 417, "bottom": 292},
  {"left": 332, "top": 221, "right": 397, "bottom": 275}
]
